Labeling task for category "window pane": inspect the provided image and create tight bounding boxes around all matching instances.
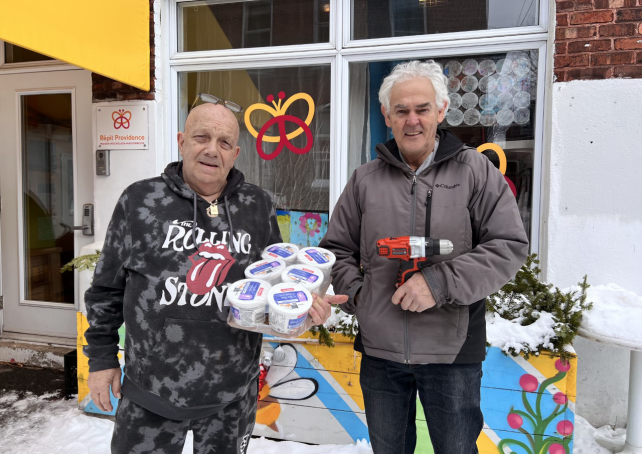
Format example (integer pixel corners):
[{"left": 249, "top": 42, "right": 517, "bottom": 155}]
[
  {"left": 348, "top": 50, "right": 538, "bottom": 242},
  {"left": 5, "top": 43, "right": 54, "bottom": 64},
  {"left": 21, "top": 94, "right": 75, "bottom": 303},
  {"left": 179, "top": 65, "right": 331, "bottom": 247},
  {"left": 179, "top": 0, "right": 331, "bottom": 52},
  {"left": 352, "top": 0, "right": 539, "bottom": 40}
]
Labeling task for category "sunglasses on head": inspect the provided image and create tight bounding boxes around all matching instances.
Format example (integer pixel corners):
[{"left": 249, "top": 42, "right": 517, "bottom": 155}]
[{"left": 191, "top": 93, "right": 243, "bottom": 113}]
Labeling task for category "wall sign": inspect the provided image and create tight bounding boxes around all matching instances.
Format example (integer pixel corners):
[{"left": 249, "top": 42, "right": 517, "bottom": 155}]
[{"left": 96, "top": 105, "right": 149, "bottom": 150}]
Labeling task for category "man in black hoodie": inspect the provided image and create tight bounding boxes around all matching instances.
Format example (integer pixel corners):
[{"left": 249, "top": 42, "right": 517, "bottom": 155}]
[{"left": 85, "top": 102, "right": 347, "bottom": 454}]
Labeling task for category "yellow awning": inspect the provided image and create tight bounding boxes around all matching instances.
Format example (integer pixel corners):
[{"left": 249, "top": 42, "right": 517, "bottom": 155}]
[{"left": 0, "top": 1, "right": 150, "bottom": 91}]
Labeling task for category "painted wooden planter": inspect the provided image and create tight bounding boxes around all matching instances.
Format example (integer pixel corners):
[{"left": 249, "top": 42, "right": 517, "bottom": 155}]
[{"left": 77, "top": 313, "right": 576, "bottom": 453}]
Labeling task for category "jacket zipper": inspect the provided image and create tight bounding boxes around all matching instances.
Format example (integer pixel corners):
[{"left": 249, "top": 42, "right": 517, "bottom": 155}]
[
  {"left": 425, "top": 189, "right": 432, "bottom": 237},
  {"left": 405, "top": 174, "right": 418, "bottom": 364}
]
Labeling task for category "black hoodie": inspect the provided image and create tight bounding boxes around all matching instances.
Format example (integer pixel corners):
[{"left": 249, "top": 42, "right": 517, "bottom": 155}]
[{"left": 84, "top": 162, "right": 282, "bottom": 419}]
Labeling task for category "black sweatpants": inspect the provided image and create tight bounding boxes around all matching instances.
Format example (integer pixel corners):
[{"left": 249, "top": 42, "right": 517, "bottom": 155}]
[{"left": 110, "top": 386, "right": 257, "bottom": 454}]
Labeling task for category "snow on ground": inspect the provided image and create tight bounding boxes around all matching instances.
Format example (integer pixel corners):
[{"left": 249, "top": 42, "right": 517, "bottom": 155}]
[
  {"left": 0, "top": 392, "right": 373, "bottom": 454},
  {"left": 573, "top": 414, "right": 626, "bottom": 454},
  {"left": 0, "top": 392, "right": 629, "bottom": 453}
]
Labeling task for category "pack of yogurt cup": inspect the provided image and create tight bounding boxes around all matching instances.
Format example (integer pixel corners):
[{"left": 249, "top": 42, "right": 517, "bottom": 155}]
[{"left": 226, "top": 243, "right": 336, "bottom": 337}]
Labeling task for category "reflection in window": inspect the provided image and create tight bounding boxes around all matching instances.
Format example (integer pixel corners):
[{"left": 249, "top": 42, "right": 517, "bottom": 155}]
[
  {"left": 348, "top": 50, "right": 537, "bottom": 242},
  {"left": 352, "top": 0, "right": 539, "bottom": 40},
  {"left": 4, "top": 43, "right": 54, "bottom": 64},
  {"left": 179, "top": 0, "right": 330, "bottom": 52},
  {"left": 21, "top": 94, "right": 75, "bottom": 303},
  {"left": 244, "top": 1, "right": 272, "bottom": 48},
  {"left": 179, "top": 65, "right": 331, "bottom": 216}
]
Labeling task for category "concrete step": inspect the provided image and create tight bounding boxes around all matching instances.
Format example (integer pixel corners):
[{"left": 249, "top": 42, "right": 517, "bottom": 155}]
[{"left": 0, "top": 339, "right": 75, "bottom": 370}]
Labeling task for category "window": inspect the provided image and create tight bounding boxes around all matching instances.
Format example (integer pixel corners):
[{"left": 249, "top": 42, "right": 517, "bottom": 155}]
[
  {"left": 348, "top": 50, "right": 538, "bottom": 239},
  {"left": 351, "top": 0, "right": 539, "bottom": 41},
  {"left": 169, "top": 0, "right": 547, "bottom": 250},
  {"left": 3, "top": 43, "right": 54, "bottom": 64},
  {"left": 178, "top": 0, "right": 331, "bottom": 53},
  {"left": 179, "top": 64, "right": 331, "bottom": 214}
]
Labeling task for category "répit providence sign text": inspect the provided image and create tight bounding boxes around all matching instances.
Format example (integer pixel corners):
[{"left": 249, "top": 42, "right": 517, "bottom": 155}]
[{"left": 97, "top": 105, "right": 149, "bottom": 150}]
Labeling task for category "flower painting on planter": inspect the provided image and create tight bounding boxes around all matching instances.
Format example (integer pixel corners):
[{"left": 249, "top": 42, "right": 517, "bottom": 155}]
[{"left": 499, "top": 359, "right": 574, "bottom": 454}]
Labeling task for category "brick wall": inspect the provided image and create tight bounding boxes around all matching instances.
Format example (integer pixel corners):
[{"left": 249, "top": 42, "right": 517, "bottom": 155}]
[
  {"left": 555, "top": 0, "right": 642, "bottom": 81},
  {"left": 92, "top": 0, "right": 155, "bottom": 101}
]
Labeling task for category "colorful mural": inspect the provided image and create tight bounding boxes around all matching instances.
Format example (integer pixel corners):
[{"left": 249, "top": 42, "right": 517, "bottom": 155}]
[
  {"left": 77, "top": 313, "right": 576, "bottom": 453},
  {"left": 276, "top": 210, "right": 328, "bottom": 248}
]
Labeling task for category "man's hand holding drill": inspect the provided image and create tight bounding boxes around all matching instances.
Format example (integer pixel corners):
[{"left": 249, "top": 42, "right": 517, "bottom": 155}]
[{"left": 391, "top": 272, "right": 436, "bottom": 312}]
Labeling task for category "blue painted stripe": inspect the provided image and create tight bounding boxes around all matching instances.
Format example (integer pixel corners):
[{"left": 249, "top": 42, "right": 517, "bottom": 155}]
[{"left": 269, "top": 342, "right": 369, "bottom": 442}]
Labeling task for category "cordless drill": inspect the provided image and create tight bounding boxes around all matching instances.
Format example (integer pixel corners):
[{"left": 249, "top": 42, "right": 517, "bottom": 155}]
[{"left": 377, "top": 236, "right": 454, "bottom": 286}]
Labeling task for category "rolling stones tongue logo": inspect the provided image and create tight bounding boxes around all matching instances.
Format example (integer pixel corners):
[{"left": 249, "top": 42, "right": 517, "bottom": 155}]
[{"left": 187, "top": 242, "right": 235, "bottom": 295}]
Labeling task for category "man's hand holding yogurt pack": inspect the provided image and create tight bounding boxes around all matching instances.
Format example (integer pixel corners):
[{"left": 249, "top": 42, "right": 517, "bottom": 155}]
[{"left": 228, "top": 244, "right": 347, "bottom": 336}]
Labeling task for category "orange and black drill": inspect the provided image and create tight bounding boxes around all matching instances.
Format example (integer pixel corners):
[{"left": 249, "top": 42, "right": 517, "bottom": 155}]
[{"left": 377, "top": 236, "right": 454, "bottom": 286}]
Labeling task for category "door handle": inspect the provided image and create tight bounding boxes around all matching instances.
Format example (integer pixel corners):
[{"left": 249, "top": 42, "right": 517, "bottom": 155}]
[
  {"left": 61, "top": 224, "right": 90, "bottom": 231},
  {"left": 60, "top": 204, "right": 94, "bottom": 236}
]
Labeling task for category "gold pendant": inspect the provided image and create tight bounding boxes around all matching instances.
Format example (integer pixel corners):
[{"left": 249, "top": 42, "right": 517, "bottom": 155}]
[{"left": 206, "top": 201, "right": 219, "bottom": 218}]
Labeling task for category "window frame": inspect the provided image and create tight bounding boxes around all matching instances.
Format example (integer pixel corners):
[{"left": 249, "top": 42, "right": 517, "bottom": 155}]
[{"left": 165, "top": 0, "right": 549, "bottom": 252}]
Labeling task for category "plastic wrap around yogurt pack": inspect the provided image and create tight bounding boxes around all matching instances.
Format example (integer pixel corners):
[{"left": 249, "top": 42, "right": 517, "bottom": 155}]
[
  {"left": 267, "top": 283, "right": 313, "bottom": 335},
  {"left": 297, "top": 247, "right": 336, "bottom": 279},
  {"left": 226, "top": 279, "right": 271, "bottom": 327},
  {"left": 281, "top": 264, "right": 324, "bottom": 294},
  {"left": 261, "top": 243, "right": 300, "bottom": 264},
  {"left": 244, "top": 258, "right": 286, "bottom": 285}
]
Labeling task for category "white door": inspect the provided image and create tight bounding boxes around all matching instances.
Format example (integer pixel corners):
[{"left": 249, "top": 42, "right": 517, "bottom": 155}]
[{"left": 0, "top": 69, "right": 93, "bottom": 344}]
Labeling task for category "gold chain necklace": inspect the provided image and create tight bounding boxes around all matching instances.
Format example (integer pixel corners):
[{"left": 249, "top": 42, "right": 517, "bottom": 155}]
[{"left": 206, "top": 200, "right": 219, "bottom": 217}]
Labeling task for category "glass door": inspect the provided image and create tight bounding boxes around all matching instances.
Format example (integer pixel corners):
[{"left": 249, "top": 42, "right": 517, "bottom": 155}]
[
  {"left": 21, "top": 93, "right": 76, "bottom": 304},
  {"left": 0, "top": 69, "right": 93, "bottom": 343}
]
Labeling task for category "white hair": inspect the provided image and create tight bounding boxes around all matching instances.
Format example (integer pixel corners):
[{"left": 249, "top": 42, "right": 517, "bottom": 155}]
[{"left": 378, "top": 60, "right": 449, "bottom": 115}]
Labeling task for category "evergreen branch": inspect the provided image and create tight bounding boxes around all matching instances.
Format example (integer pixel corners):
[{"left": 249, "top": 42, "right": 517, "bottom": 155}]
[{"left": 60, "top": 250, "right": 101, "bottom": 274}]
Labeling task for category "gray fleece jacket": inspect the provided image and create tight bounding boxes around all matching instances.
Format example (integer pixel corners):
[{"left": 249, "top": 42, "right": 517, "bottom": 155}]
[{"left": 320, "top": 129, "right": 528, "bottom": 364}]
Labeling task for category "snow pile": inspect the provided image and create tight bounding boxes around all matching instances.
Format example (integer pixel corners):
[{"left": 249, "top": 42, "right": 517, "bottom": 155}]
[
  {"left": 248, "top": 438, "right": 373, "bottom": 454},
  {"left": 0, "top": 392, "right": 372, "bottom": 454},
  {"left": 566, "top": 283, "right": 642, "bottom": 347},
  {"left": 573, "top": 414, "right": 626, "bottom": 453},
  {"left": 0, "top": 393, "right": 113, "bottom": 454},
  {"left": 486, "top": 310, "right": 559, "bottom": 355}
]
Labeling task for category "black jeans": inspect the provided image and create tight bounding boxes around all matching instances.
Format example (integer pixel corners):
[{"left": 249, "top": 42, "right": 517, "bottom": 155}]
[{"left": 360, "top": 353, "right": 483, "bottom": 454}]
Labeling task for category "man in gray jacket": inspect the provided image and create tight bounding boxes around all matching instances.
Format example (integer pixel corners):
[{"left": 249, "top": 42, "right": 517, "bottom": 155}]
[{"left": 320, "top": 60, "right": 528, "bottom": 454}]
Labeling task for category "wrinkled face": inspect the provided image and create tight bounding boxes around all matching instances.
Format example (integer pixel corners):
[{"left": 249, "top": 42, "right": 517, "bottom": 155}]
[
  {"left": 382, "top": 77, "right": 446, "bottom": 165},
  {"left": 177, "top": 104, "right": 240, "bottom": 197}
]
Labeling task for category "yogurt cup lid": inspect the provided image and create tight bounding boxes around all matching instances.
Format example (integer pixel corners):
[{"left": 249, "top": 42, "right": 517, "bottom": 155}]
[
  {"left": 281, "top": 265, "right": 323, "bottom": 288},
  {"left": 245, "top": 259, "right": 286, "bottom": 277},
  {"left": 227, "top": 279, "right": 271, "bottom": 306},
  {"left": 268, "top": 283, "right": 312, "bottom": 316},
  {"left": 297, "top": 247, "right": 335, "bottom": 267},
  {"left": 262, "top": 243, "right": 300, "bottom": 260}
]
